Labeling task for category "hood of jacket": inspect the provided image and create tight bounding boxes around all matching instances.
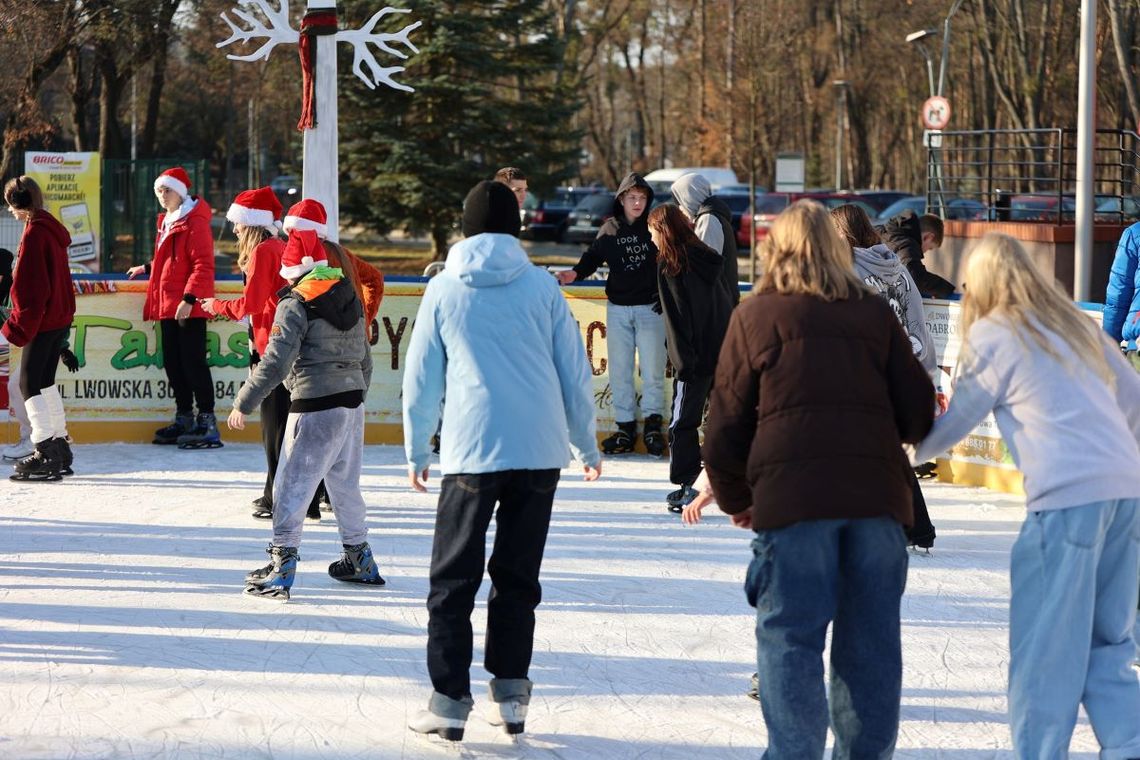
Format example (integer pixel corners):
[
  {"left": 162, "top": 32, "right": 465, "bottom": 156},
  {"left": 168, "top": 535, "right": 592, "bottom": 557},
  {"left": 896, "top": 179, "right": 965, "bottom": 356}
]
[
  {"left": 698, "top": 194, "right": 733, "bottom": 224},
  {"left": 671, "top": 173, "right": 712, "bottom": 218},
  {"left": 290, "top": 266, "right": 362, "bottom": 331},
  {"left": 444, "top": 232, "right": 532, "bottom": 288},
  {"left": 610, "top": 172, "right": 654, "bottom": 222},
  {"left": 852, "top": 243, "right": 904, "bottom": 279},
  {"left": 29, "top": 209, "right": 71, "bottom": 249},
  {"left": 156, "top": 196, "right": 212, "bottom": 235}
]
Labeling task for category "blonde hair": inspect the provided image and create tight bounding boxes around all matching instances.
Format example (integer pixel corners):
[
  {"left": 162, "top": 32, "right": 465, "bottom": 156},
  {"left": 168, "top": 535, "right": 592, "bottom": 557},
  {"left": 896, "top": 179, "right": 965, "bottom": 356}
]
[
  {"left": 759, "top": 200, "right": 868, "bottom": 301},
  {"left": 235, "top": 225, "right": 272, "bottom": 273},
  {"left": 960, "top": 232, "right": 1114, "bottom": 385}
]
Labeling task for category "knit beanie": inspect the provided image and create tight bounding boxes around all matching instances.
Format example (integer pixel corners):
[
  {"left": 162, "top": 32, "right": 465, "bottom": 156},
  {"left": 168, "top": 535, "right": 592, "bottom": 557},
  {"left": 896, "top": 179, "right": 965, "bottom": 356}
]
[{"left": 461, "top": 180, "right": 520, "bottom": 238}]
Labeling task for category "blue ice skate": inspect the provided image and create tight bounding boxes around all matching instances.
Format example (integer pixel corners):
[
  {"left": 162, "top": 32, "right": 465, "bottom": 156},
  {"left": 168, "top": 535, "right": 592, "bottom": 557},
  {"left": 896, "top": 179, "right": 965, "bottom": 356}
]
[
  {"left": 328, "top": 542, "right": 386, "bottom": 585},
  {"left": 244, "top": 545, "right": 298, "bottom": 601}
]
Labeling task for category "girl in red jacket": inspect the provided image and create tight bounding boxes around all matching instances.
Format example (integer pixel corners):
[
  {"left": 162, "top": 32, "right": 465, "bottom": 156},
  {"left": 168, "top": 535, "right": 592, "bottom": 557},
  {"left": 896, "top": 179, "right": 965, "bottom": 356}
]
[
  {"left": 2, "top": 176, "right": 76, "bottom": 481},
  {"left": 127, "top": 167, "right": 219, "bottom": 449},
  {"left": 201, "top": 188, "right": 321, "bottom": 522}
]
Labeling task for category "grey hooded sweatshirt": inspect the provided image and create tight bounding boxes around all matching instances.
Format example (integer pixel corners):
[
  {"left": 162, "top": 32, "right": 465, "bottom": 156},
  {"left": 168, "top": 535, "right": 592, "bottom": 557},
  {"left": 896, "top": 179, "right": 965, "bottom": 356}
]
[
  {"left": 670, "top": 172, "right": 740, "bottom": 305},
  {"left": 852, "top": 243, "right": 936, "bottom": 375}
]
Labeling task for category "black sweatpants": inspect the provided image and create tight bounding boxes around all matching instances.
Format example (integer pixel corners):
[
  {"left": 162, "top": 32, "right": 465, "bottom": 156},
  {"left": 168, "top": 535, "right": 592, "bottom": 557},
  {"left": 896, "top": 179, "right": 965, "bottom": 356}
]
[
  {"left": 668, "top": 375, "right": 714, "bottom": 487},
  {"left": 19, "top": 327, "right": 68, "bottom": 399},
  {"left": 426, "top": 468, "right": 559, "bottom": 700},
  {"left": 906, "top": 468, "right": 937, "bottom": 546},
  {"left": 160, "top": 318, "right": 214, "bottom": 414}
]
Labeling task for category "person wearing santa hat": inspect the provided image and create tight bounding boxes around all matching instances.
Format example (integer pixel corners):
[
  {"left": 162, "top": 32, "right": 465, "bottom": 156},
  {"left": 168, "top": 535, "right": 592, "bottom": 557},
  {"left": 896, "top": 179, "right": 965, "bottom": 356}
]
[
  {"left": 127, "top": 167, "right": 219, "bottom": 449},
  {"left": 227, "top": 223, "right": 380, "bottom": 600},
  {"left": 199, "top": 188, "right": 323, "bottom": 522}
]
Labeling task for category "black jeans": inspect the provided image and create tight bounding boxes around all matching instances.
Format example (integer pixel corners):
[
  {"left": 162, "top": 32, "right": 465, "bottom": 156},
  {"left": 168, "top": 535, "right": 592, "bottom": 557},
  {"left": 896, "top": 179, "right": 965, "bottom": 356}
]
[
  {"left": 259, "top": 381, "right": 324, "bottom": 510},
  {"left": 668, "top": 375, "right": 713, "bottom": 486},
  {"left": 426, "top": 468, "right": 560, "bottom": 700},
  {"left": 160, "top": 318, "right": 214, "bottom": 414},
  {"left": 19, "top": 327, "right": 67, "bottom": 398},
  {"left": 906, "top": 468, "right": 937, "bottom": 545}
]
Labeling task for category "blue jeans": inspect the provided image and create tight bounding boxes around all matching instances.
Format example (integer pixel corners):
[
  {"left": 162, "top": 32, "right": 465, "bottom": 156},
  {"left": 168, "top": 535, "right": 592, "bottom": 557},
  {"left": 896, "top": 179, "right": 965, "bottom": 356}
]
[
  {"left": 746, "top": 517, "right": 908, "bottom": 760},
  {"left": 605, "top": 302, "right": 666, "bottom": 422},
  {"left": 1008, "top": 499, "right": 1140, "bottom": 760}
]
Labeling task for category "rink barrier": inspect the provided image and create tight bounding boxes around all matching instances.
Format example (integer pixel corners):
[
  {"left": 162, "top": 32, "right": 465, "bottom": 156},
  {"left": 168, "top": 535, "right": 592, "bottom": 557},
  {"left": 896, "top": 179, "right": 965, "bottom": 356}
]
[{"left": 0, "top": 275, "right": 1108, "bottom": 496}]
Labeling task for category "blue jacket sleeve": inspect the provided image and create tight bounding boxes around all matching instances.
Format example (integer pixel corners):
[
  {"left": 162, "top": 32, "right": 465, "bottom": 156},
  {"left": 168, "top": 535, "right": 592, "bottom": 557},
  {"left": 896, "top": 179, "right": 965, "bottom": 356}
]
[
  {"left": 402, "top": 281, "right": 447, "bottom": 473},
  {"left": 1104, "top": 225, "right": 1139, "bottom": 342},
  {"left": 550, "top": 284, "right": 601, "bottom": 468}
]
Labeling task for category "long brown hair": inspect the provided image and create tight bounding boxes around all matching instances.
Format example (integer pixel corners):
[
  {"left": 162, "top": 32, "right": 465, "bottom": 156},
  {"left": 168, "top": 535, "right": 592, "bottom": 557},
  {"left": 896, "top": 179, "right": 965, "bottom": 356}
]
[
  {"left": 647, "top": 203, "right": 701, "bottom": 276},
  {"left": 235, "top": 225, "right": 272, "bottom": 274},
  {"left": 829, "top": 203, "right": 881, "bottom": 249},
  {"left": 3, "top": 176, "right": 44, "bottom": 211},
  {"left": 759, "top": 200, "right": 868, "bottom": 301}
]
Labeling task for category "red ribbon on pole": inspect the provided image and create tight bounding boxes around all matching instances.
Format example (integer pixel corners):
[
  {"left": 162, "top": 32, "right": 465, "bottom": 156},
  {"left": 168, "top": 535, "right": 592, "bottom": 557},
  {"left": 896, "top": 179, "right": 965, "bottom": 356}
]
[{"left": 297, "top": 10, "right": 338, "bottom": 131}]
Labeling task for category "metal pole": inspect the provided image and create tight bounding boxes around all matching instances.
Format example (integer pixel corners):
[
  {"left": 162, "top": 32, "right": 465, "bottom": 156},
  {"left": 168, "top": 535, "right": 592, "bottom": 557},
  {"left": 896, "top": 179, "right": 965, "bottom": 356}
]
[
  {"left": 301, "top": 0, "right": 340, "bottom": 242},
  {"left": 835, "top": 93, "right": 843, "bottom": 190},
  {"left": 936, "top": 0, "right": 965, "bottom": 97},
  {"left": 1075, "top": 0, "right": 1095, "bottom": 301}
]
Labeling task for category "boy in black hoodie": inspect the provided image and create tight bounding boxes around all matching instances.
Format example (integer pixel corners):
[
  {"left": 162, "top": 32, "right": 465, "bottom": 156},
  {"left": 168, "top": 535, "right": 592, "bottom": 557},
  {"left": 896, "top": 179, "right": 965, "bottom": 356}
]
[{"left": 557, "top": 173, "right": 666, "bottom": 456}]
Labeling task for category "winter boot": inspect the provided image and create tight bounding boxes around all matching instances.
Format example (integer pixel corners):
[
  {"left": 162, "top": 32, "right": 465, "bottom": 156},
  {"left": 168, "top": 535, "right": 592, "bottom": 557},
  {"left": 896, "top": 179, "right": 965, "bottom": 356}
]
[
  {"left": 2, "top": 434, "right": 33, "bottom": 461},
  {"left": 328, "top": 542, "right": 386, "bottom": 585},
  {"left": 409, "top": 692, "right": 474, "bottom": 741},
  {"left": 154, "top": 412, "right": 194, "bottom": 445},
  {"left": 601, "top": 421, "right": 638, "bottom": 455},
  {"left": 41, "top": 386, "right": 72, "bottom": 475},
  {"left": 488, "top": 678, "right": 532, "bottom": 735},
  {"left": 642, "top": 414, "right": 666, "bottom": 458},
  {"left": 177, "top": 412, "right": 223, "bottom": 449},
  {"left": 10, "top": 439, "right": 62, "bottom": 482},
  {"left": 244, "top": 545, "right": 299, "bottom": 600}
]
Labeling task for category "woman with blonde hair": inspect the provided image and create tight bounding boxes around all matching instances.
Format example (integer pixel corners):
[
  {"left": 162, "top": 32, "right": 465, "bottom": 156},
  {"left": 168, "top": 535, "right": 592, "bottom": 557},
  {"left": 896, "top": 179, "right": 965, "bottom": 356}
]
[
  {"left": 703, "top": 199, "right": 934, "bottom": 758},
  {"left": 914, "top": 232, "right": 1140, "bottom": 759}
]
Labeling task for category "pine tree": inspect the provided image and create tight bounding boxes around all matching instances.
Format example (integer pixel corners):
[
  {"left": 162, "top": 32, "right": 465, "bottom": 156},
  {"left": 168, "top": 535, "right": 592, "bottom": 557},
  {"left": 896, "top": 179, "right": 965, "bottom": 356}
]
[{"left": 339, "top": 0, "right": 582, "bottom": 258}]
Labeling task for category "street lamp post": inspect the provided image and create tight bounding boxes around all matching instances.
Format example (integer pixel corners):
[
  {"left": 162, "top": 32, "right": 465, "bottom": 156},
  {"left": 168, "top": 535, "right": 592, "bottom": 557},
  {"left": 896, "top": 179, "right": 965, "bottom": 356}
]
[{"left": 905, "top": 29, "right": 938, "bottom": 98}]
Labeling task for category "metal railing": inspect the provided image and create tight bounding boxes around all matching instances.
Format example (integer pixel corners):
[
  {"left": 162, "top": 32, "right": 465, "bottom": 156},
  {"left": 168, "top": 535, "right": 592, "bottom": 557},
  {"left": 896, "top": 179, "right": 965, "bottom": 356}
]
[{"left": 925, "top": 128, "right": 1140, "bottom": 224}]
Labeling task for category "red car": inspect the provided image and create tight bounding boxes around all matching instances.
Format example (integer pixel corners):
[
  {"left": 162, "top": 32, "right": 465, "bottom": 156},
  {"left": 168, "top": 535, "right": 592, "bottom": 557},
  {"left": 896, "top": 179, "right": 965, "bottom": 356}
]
[{"left": 741, "top": 192, "right": 878, "bottom": 248}]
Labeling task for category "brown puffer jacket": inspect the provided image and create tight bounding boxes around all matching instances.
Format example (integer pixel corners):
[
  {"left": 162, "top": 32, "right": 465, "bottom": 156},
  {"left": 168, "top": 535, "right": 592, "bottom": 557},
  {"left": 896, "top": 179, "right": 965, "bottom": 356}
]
[{"left": 702, "top": 290, "right": 934, "bottom": 530}]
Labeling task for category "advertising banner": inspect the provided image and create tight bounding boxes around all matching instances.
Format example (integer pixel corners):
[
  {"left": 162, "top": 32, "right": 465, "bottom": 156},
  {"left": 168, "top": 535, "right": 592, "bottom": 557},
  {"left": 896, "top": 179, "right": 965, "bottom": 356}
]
[{"left": 24, "top": 152, "right": 102, "bottom": 269}]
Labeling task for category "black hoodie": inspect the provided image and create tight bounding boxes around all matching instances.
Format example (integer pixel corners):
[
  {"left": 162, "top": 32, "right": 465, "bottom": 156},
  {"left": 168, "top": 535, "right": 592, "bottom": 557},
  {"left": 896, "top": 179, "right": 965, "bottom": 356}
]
[
  {"left": 570, "top": 173, "right": 659, "bottom": 306},
  {"left": 658, "top": 239, "right": 733, "bottom": 381},
  {"left": 879, "top": 210, "right": 955, "bottom": 299}
]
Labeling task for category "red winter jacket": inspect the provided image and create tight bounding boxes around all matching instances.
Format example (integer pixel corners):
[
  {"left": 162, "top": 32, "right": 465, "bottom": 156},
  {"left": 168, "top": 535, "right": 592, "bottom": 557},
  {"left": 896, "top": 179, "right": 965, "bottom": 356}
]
[
  {"left": 144, "top": 197, "right": 215, "bottom": 320},
  {"left": 214, "top": 237, "right": 287, "bottom": 356},
  {"left": 2, "top": 210, "right": 76, "bottom": 347}
]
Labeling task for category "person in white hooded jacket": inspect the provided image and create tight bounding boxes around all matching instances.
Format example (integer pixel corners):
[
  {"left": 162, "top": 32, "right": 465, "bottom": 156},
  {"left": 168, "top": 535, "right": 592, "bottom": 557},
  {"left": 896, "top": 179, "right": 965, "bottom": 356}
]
[
  {"left": 831, "top": 203, "right": 940, "bottom": 549},
  {"left": 403, "top": 180, "right": 602, "bottom": 742}
]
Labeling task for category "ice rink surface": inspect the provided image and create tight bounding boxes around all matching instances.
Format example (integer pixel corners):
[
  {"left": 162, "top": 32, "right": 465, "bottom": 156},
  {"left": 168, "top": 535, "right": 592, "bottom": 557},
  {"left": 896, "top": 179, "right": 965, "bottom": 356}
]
[{"left": 0, "top": 443, "right": 1116, "bottom": 759}]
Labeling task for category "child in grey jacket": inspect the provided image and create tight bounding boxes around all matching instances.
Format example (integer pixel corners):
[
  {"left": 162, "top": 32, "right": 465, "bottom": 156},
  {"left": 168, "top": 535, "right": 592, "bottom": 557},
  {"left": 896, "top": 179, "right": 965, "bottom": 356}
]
[{"left": 228, "top": 228, "right": 378, "bottom": 600}]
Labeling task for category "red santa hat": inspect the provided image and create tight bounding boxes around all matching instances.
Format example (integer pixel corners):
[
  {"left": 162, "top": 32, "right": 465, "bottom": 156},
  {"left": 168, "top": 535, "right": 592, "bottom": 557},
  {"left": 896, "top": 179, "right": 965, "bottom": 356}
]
[
  {"left": 280, "top": 229, "right": 328, "bottom": 280},
  {"left": 154, "top": 167, "right": 191, "bottom": 200},
  {"left": 282, "top": 199, "right": 328, "bottom": 239},
  {"left": 227, "top": 187, "right": 283, "bottom": 234}
]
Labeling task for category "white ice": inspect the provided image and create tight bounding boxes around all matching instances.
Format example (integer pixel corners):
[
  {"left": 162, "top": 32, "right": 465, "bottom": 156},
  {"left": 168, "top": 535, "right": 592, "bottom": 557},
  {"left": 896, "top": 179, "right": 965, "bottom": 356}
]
[{"left": 0, "top": 443, "right": 1118, "bottom": 759}]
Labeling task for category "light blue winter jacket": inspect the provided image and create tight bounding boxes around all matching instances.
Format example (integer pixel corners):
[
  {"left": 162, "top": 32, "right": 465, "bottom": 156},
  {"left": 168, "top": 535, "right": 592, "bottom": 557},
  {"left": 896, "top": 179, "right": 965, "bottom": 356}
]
[
  {"left": 1104, "top": 221, "right": 1140, "bottom": 349},
  {"left": 402, "top": 233, "right": 601, "bottom": 475}
]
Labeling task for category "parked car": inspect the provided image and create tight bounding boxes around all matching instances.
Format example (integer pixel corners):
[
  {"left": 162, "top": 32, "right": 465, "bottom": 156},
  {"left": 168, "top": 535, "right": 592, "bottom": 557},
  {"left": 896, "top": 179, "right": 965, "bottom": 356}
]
[
  {"left": 1094, "top": 195, "right": 1140, "bottom": 223},
  {"left": 715, "top": 190, "right": 768, "bottom": 249},
  {"left": 943, "top": 198, "right": 988, "bottom": 220},
  {"left": 270, "top": 174, "right": 299, "bottom": 208},
  {"left": 850, "top": 190, "right": 914, "bottom": 214},
  {"left": 563, "top": 193, "right": 617, "bottom": 244},
  {"left": 1005, "top": 194, "right": 1077, "bottom": 222},
  {"left": 520, "top": 186, "right": 606, "bottom": 242},
  {"left": 644, "top": 166, "right": 739, "bottom": 192},
  {"left": 746, "top": 192, "right": 876, "bottom": 245},
  {"left": 871, "top": 196, "right": 927, "bottom": 226}
]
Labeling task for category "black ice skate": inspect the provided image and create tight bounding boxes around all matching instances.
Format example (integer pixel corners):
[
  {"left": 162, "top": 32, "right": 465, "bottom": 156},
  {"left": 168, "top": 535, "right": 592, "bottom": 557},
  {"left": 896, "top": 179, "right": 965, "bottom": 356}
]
[
  {"left": 642, "top": 414, "right": 666, "bottom": 458},
  {"left": 250, "top": 496, "right": 273, "bottom": 520},
  {"left": 54, "top": 437, "right": 74, "bottom": 476},
  {"left": 154, "top": 412, "right": 194, "bottom": 445},
  {"left": 244, "top": 545, "right": 298, "bottom": 601},
  {"left": 665, "top": 484, "right": 697, "bottom": 513},
  {"left": 177, "top": 412, "right": 223, "bottom": 449},
  {"left": 9, "top": 439, "right": 63, "bottom": 482},
  {"left": 914, "top": 462, "right": 938, "bottom": 479},
  {"left": 601, "top": 421, "right": 638, "bottom": 455},
  {"left": 328, "top": 542, "right": 386, "bottom": 585}
]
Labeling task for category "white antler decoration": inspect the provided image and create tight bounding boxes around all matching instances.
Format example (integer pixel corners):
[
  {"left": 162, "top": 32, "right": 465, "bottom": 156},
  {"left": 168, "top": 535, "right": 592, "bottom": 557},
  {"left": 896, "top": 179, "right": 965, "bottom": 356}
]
[
  {"left": 336, "top": 8, "right": 421, "bottom": 92},
  {"left": 216, "top": 0, "right": 299, "bottom": 62}
]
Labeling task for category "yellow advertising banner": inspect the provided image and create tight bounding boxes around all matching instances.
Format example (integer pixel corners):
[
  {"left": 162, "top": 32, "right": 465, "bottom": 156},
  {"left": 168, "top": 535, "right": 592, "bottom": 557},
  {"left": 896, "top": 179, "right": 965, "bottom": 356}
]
[
  {"left": 23, "top": 151, "right": 102, "bottom": 268},
  {"left": 3, "top": 279, "right": 657, "bottom": 445}
]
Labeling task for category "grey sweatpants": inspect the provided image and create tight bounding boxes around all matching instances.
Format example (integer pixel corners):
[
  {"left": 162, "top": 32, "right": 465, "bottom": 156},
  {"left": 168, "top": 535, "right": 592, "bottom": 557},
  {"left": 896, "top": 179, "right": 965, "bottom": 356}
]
[{"left": 272, "top": 405, "right": 368, "bottom": 549}]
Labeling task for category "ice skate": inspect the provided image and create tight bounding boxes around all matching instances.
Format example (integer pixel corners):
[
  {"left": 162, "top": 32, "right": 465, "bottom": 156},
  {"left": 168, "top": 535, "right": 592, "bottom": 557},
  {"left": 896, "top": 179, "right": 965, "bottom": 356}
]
[
  {"left": 488, "top": 678, "right": 531, "bottom": 736},
  {"left": 642, "top": 414, "right": 665, "bottom": 458},
  {"left": 154, "top": 412, "right": 194, "bottom": 445},
  {"left": 907, "top": 527, "right": 936, "bottom": 555},
  {"left": 53, "top": 437, "right": 74, "bottom": 476},
  {"left": 914, "top": 461, "right": 938, "bottom": 479},
  {"left": 9, "top": 439, "right": 63, "bottom": 482},
  {"left": 328, "top": 542, "right": 385, "bottom": 585},
  {"left": 2, "top": 435, "right": 33, "bottom": 461},
  {"left": 409, "top": 692, "right": 473, "bottom": 742},
  {"left": 665, "top": 484, "right": 697, "bottom": 513},
  {"left": 746, "top": 672, "right": 759, "bottom": 701},
  {"left": 244, "top": 545, "right": 298, "bottom": 601},
  {"left": 177, "top": 412, "right": 223, "bottom": 449},
  {"left": 601, "top": 421, "right": 638, "bottom": 455},
  {"left": 250, "top": 496, "right": 273, "bottom": 520}
]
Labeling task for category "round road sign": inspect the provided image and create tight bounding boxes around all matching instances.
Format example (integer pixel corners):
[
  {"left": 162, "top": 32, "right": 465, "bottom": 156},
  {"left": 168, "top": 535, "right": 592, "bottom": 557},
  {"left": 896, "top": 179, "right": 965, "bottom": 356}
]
[{"left": 922, "top": 96, "right": 951, "bottom": 130}]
